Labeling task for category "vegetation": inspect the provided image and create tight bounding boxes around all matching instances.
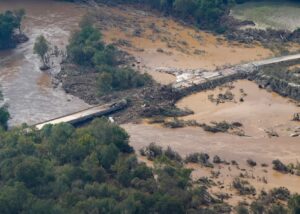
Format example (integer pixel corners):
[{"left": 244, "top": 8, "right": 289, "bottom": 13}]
[
  {"left": 0, "top": 118, "right": 231, "bottom": 213},
  {"left": 232, "top": 178, "right": 256, "bottom": 195},
  {"left": 67, "top": 22, "right": 152, "bottom": 95},
  {"left": 94, "top": 0, "right": 234, "bottom": 31},
  {"left": 237, "top": 188, "right": 300, "bottom": 214},
  {"left": 140, "top": 143, "right": 182, "bottom": 162},
  {"left": 0, "top": 90, "right": 9, "bottom": 131},
  {"left": 34, "top": 35, "right": 50, "bottom": 70},
  {"left": 0, "top": 106, "right": 9, "bottom": 130},
  {"left": 185, "top": 152, "right": 214, "bottom": 168},
  {"left": 0, "top": 9, "right": 25, "bottom": 49}
]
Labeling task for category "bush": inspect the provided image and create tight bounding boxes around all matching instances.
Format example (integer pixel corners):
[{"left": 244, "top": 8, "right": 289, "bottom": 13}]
[
  {"left": 185, "top": 153, "right": 213, "bottom": 168},
  {"left": 97, "top": 68, "right": 152, "bottom": 95},
  {"left": 272, "top": 159, "right": 291, "bottom": 173},
  {"left": 164, "top": 146, "right": 182, "bottom": 162},
  {"left": 140, "top": 143, "right": 163, "bottom": 160},
  {"left": 247, "top": 159, "right": 257, "bottom": 167},
  {"left": 270, "top": 187, "right": 291, "bottom": 201},
  {"left": 213, "top": 155, "right": 222, "bottom": 164},
  {"left": 233, "top": 178, "right": 256, "bottom": 195}
]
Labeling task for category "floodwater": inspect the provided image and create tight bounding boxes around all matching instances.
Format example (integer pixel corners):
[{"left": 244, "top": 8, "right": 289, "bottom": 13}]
[
  {"left": 123, "top": 122, "right": 300, "bottom": 197},
  {"left": 0, "top": 0, "right": 89, "bottom": 126},
  {"left": 231, "top": 1, "right": 300, "bottom": 31},
  {"left": 176, "top": 80, "right": 300, "bottom": 137},
  {"left": 122, "top": 80, "right": 300, "bottom": 197}
]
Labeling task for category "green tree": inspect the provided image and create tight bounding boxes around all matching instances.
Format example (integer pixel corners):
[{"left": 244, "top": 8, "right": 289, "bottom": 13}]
[
  {"left": 34, "top": 35, "right": 49, "bottom": 69},
  {"left": 13, "top": 9, "right": 25, "bottom": 34},
  {"left": 0, "top": 11, "right": 18, "bottom": 49},
  {"left": 0, "top": 183, "right": 32, "bottom": 214},
  {"left": 0, "top": 106, "right": 10, "bottom": 130},
  {"left": 289, "top": 194, "right": 300, "bottom": 214},
  {"left": 15, "top": 157, "right": 46, "bottom": 188}
]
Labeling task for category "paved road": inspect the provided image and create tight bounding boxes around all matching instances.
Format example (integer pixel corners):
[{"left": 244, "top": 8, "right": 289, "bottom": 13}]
[
  {"left": 35, "top": 100, "right": 127, "bottom": 129},
  {"left": 252, "top": 53, "right": 300, "bottom": 66}
]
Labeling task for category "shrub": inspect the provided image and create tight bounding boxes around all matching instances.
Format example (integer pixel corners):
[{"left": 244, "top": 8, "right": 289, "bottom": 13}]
[
  {"left": 272, "top": 159, "right": 290, "bottom": 173},
  {"left": 213, "top": 155, "right": 222, "bottom": 164},
  {"left": 164, "top": 146, "right": 182, "bottom": 162},
  {"left": 185, "top": 153, "right": 213, "bottom": 168},
  {"left": 140, "top": 143, "right": 163, "bottom": 160},
  {"left": 233, "top": 178, "right": 256, "bottom": 195},
  {"left": 97, "top": 68, "right": 152, "bottom": 95},
  {"left": 247, "top": 159, "right": 257, "bottom": 167}
]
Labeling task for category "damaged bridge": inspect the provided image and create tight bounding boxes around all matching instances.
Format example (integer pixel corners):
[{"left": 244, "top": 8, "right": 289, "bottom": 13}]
[
  {"left": 172, "top": 53, "right": 300, "bottom": 92},
  {"left": 34, "top": 100, "right": 127, "bottom": 130}
]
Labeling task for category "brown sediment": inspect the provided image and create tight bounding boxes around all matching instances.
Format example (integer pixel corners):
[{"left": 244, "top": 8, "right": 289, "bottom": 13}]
[
  {"left": 176, "top": 80, "right": 300, "bottom": 137},
  {"left": 94, "top": 4, "right": 273, "bottom": 83},
  {"left": 37, "top": 73, "right": 52, "bottom": 89},
  {"left": 144, "top": 70, "right": 176, "bottom": 85},
  {"left": 127, "top": 123, "right": 300, "bottom": 205},
  {"left": 123, "top": 80, "right": 300, "bottom": 202}
]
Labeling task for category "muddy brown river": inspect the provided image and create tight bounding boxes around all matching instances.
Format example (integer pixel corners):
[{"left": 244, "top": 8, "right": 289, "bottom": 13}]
[{"left": 0, "top": 0, "right": 89, "bottom": 126}]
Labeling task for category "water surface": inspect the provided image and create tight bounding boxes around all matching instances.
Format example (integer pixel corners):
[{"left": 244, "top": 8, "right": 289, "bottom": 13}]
[{"left": 0, "top": 0, "right": 89, "bottom": 126}]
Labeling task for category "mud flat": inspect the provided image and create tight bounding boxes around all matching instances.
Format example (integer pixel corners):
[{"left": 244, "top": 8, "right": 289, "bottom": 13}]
[{"left": 176, "top": 80, "right": 300, "bottom": 137}]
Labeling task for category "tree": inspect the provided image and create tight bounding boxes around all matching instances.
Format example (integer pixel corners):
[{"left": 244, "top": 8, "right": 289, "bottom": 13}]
[
  {"left": 34, "top": 35, "right": 49, "bottom": 70},
  {"left": 15, "top": 157, "right": 46, "bottom": 188},
  {"left": 0, "top": 11, "right": 18, "bottom": 49},
  {"left": 13, "top": 9, "right": 25, "bottom": 34},
  {"left": 0, "top": 106, "right": 10, "bottom": 130},
  {"left": 289, "top": 194, "right": 300, "bottom": 214}
]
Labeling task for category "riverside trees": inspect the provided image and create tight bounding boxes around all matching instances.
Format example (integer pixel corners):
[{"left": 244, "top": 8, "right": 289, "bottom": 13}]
[
  {"left": 34, "top": 35, "right": 50, "bottom": 70},
  {"left": 0, "top": 9, "right": 26, "bottom": 49},
  {"left": 0, "top": 118, "right": 222, "bottom": 213},
  {"left": 67, "top": 22, "right": 152, "bottom": 95}
]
